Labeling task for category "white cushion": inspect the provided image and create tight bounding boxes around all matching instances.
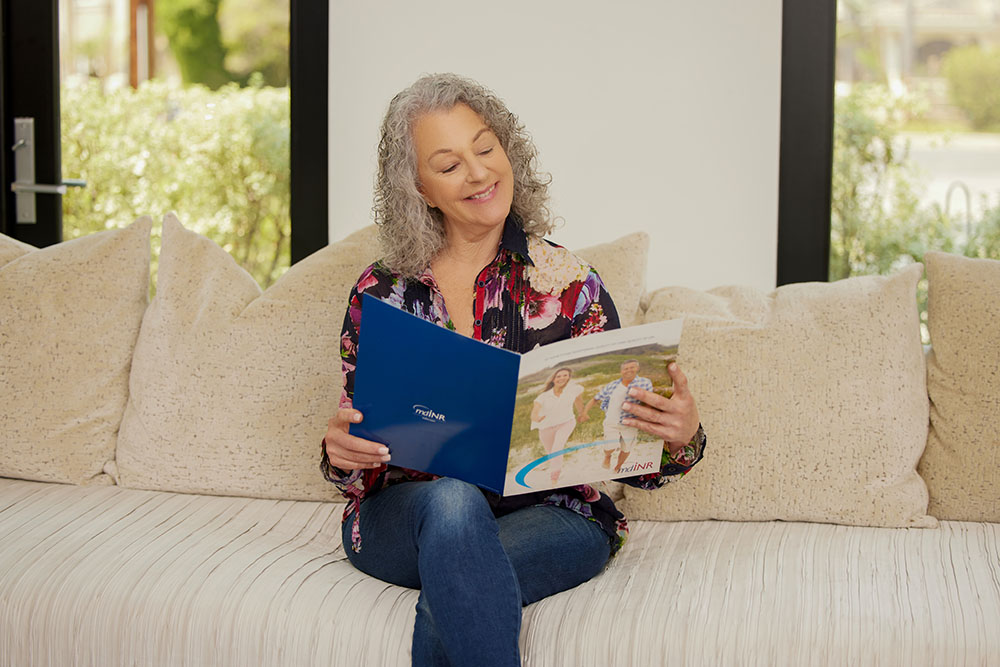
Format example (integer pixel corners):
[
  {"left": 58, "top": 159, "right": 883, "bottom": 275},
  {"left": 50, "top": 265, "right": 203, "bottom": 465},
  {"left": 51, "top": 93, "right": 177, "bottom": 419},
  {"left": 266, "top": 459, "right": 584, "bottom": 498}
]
[
  {"left": 0, "top": 219, "right": 151, "bottom": 485},
  {"left": 621, "top": 264, "right": 936, "bottom": 528}
]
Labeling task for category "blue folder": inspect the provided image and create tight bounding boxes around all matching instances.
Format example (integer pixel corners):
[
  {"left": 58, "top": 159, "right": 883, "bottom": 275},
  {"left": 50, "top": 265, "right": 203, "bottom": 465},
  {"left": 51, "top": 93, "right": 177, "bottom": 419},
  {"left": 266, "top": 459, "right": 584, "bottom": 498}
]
[{"left": 349, "top": 294, "right": 520, "bottom": 494}]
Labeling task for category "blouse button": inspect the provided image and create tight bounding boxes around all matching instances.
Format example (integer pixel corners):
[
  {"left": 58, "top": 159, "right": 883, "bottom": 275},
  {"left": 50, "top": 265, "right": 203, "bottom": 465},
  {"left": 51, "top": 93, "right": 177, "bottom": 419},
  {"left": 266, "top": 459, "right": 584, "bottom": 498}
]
[
  {"left": 477, "top": 281, "right": 486, "bottom": 287},
  {"left": 474, "top": 319, "right": 482, "bottom": 326}
]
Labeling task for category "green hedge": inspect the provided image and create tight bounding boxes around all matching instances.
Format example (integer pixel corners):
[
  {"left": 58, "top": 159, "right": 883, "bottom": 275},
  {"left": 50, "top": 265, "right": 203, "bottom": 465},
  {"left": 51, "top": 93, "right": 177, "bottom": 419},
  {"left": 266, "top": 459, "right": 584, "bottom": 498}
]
[{"left": 62, "top": 78, "right": 290, "bottom": 287}]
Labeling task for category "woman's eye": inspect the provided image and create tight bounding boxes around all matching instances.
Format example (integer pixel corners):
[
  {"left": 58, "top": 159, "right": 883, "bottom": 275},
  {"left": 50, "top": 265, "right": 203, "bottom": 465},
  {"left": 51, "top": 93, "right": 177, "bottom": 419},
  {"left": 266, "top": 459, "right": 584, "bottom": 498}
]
[
  {"left": 479, "top": 147, "right": 494, "bottom": 156},
  {"left": 442, "top": 164, "right": 458, "bottom": 174}
]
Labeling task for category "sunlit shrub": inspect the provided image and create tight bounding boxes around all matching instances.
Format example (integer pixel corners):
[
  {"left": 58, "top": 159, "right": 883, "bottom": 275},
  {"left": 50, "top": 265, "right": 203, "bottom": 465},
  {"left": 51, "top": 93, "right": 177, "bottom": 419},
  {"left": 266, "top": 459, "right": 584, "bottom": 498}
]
[
  {"left": 830, "top": 84, "right": 947, "bottom": 281},
  {"left": 62, "top": 78, "right": 290, "bottom": 287}
]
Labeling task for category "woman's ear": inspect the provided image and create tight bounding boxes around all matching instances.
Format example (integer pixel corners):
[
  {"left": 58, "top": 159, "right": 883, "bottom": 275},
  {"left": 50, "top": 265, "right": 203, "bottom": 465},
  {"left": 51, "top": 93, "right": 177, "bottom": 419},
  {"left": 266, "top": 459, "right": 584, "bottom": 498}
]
[{"left": 416, "top": 183, "right": 435, "bottom": 209}]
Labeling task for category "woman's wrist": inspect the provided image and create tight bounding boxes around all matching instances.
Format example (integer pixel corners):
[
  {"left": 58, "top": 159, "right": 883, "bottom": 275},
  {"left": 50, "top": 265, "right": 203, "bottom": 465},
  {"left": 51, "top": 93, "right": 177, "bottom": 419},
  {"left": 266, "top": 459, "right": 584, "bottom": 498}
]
[{"left": 665, "top": 425, "right": 706, "bottom": 466}]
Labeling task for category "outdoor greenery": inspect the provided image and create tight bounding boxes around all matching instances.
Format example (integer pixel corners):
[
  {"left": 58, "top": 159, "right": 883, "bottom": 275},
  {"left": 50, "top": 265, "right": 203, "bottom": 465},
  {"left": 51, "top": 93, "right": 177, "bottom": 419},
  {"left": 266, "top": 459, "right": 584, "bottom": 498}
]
[
  {"left": 831, "top": 83, "right": 1000, "bottom": 339},
  {"left": 942, "top": 45, "right": 1000, "bottom": 131},
  {"left": 156, "top": 0, "right": 289, "bottom": 88},
  {"left": 62, "top": 78, "right": 290, "bottom": 288},
  {"left": 218, "top": 0, "right": 289, "bottom": 86},
  {"left": 156, "top": 0, "right": 229, "bottom": 88},
  {"left": 831, "top": 84, "right": 933, "bottom": 281}
]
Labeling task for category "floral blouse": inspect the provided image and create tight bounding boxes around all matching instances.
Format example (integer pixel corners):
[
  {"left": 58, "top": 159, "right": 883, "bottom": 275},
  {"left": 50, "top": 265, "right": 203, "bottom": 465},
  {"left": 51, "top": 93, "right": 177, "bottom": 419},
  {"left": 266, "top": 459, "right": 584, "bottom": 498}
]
[{"left": 321, "top": 215, "right": 706, "bottom": 555}]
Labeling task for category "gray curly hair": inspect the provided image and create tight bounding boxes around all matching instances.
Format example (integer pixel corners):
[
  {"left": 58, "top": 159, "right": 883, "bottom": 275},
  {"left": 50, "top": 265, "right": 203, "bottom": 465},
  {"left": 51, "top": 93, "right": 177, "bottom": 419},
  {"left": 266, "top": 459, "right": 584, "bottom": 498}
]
[{"left": 373, "top": 73, "right": 554, "bottom": 277}]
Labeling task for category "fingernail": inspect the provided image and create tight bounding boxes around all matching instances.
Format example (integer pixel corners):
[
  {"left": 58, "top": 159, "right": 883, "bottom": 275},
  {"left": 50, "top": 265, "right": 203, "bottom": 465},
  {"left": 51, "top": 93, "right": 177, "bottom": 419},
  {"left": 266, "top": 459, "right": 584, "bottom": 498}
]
[
  {"left": 353, "top": 413, "right": 362, "bottom": 422},
  {"left": 628, "top": 388, "right": 638, "bottom": 397},
  {"left": 378, "top": 446, "right": 389, "bottom": 455},
  {"left": 381, "top": 455, "right": 391, "bottom": 462},
  {"left": 668, "top": 363, "right": 677, "bottom": 372}
]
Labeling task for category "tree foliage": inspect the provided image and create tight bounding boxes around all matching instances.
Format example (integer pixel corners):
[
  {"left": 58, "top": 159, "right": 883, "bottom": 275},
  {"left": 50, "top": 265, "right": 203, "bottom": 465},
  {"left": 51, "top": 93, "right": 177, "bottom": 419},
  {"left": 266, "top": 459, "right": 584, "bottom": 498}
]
[
  {"left": 62, "top": 79, "right": 290, "bottom": 288},
  {"left": 831, "top": 84, "right": 945, "bottom": 281},
  {"left": 942, "top": 45, "right": 1000, "bottom": 131},
  {"left": 156, "top": 0, "right": 289, "bottom": 88},
  {"left": 156, "top": 0, "right": 230, "bottom": 89},
  {"left": 219, "top": 0, "right": 289, "bottom": 87}
]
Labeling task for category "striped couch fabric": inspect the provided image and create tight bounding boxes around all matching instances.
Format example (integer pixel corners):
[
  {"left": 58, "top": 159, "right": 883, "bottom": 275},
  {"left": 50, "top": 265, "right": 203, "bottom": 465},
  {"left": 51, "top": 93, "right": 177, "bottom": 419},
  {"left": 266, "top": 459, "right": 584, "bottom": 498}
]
[{"left": 2, "top": 478, "right": 999, "bottom": 666}]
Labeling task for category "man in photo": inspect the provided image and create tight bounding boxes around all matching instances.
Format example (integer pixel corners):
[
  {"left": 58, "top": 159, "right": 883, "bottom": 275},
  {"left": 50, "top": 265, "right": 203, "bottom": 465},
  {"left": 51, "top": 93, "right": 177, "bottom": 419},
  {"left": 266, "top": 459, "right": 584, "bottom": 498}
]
[{"left": 579, "top": 360, "right": 653, "bottom": 472}]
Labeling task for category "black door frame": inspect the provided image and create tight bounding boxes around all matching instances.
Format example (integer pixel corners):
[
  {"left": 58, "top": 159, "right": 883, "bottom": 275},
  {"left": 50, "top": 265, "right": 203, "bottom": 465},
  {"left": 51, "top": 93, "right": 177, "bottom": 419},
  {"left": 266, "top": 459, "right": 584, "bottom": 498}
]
[
  {"left": 289, "top": 0, "right": 328, "bottom": 263},
  {"left": 1, "top": 0, "right": 329, "bottom": 258},
  {"left": 776, "top": 0, "right": 837, "bottom": 285},
  {"left": 1, "top": 0, "right": 63, "bottom": 247}
]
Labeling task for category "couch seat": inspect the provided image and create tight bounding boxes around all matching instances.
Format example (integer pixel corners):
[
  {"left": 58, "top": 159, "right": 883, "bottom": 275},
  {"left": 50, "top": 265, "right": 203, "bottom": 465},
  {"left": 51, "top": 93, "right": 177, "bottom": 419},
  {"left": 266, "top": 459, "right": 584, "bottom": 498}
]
[{"left": 1, "top": 478, "right": 998, "bottom": 666}]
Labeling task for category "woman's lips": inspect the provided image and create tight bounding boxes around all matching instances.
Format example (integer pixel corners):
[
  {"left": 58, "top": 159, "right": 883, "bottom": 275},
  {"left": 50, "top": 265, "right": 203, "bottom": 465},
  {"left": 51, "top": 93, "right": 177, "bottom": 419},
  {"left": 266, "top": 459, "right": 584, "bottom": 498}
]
[{"left": 466, "top": 182, "right": 497, "bottom": 202}]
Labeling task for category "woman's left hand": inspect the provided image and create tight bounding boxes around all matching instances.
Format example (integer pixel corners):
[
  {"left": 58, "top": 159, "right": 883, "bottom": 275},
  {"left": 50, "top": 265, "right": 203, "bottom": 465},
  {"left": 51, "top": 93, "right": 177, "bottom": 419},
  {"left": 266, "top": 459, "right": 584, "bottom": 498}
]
[{"left": 620, "top": 363, "right": 700, "bottom": 456}]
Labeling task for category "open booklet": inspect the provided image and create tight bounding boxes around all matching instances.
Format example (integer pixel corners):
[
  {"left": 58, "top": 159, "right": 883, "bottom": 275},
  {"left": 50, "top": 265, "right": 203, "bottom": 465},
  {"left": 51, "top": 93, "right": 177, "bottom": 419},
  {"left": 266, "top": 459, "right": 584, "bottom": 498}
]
[{"left": 350, "top": 294, "right": 683, "bottom": 496}]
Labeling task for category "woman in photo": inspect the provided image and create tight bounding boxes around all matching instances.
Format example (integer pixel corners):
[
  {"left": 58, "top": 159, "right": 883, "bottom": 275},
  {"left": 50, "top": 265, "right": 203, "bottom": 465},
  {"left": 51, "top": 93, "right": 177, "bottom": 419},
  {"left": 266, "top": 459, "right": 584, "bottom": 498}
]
[
  {"left": 530, "top": 367, "right": 584, "bottom": 485},
  {"left": 321, "top": 73, "right": 706, "bottom": 667}
]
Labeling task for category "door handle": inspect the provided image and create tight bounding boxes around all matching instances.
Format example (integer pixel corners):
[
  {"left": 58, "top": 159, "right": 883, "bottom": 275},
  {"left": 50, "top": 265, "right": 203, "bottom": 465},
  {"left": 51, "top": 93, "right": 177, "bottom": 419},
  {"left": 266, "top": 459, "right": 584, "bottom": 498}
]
[
  {"left": 10, "top": 180, "right": 87, "bottom": 196},
  {"left": 10, "top": 117, "right": 86, "bottom": 224}
]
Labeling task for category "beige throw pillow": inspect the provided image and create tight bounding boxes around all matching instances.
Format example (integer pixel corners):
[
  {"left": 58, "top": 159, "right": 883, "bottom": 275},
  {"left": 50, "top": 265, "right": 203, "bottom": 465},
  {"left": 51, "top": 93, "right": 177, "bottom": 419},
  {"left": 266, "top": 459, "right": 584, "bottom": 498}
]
[
  {"left": 115, "top": 214, "right": 379, "bottom": 500},
  {"left": 621, "top": 264, "right": 936, "bottom": 528},
  {"left": 918, "top": 252, "right": 1000, "bottom": 521},
  {"left": 573, "top": 231, "right": 648, "bottom": 327},
  {"left": 0, "top": 218, "right": 151, "bottom": 485}
]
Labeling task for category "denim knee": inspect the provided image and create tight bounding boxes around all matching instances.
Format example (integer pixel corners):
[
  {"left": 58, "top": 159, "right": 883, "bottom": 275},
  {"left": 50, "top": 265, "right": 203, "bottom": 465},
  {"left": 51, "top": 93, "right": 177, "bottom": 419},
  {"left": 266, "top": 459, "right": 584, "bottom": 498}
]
[{"left": 414, "top": 478, "right": 495, "bottom": 541}]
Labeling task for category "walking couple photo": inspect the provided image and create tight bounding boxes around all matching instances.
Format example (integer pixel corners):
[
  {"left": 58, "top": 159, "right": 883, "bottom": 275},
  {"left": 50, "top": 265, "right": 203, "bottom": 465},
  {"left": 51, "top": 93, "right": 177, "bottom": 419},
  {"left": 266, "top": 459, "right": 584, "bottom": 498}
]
[{"left": 530, "top": 358, "right": 667, "bottom": 486}]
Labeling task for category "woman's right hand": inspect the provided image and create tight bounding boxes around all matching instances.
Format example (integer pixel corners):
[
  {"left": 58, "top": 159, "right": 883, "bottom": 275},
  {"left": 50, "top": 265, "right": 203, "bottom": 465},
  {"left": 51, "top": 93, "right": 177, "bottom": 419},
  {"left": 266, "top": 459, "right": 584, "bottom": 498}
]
[{"left": 323, "top": 409, "right": 392, "bottom": 471}]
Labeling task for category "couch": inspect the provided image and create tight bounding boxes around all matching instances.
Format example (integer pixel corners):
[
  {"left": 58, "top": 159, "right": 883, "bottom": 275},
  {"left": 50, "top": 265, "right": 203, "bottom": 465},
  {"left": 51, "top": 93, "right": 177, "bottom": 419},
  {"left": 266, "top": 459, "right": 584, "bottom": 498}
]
[{"left": 2, "top": 213, "right": 998, "bottom": 666}]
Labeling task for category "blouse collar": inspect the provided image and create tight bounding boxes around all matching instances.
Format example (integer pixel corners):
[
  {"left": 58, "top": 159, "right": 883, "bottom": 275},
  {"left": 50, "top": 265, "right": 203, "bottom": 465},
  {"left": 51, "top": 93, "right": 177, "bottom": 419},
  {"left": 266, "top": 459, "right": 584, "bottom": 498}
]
[
  {"left": 499, "top": 212, "right": 535, "bottom": 267},
  {"left": 416, "top": 213, "right": 536, "bottom": 287}
]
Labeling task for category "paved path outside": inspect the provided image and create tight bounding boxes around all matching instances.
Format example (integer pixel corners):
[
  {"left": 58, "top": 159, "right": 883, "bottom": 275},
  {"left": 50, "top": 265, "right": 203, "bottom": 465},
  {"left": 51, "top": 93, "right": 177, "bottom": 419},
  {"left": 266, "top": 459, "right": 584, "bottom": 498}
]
[{"left": 900, "top": 132, "right": 1000, "bottom": 223}]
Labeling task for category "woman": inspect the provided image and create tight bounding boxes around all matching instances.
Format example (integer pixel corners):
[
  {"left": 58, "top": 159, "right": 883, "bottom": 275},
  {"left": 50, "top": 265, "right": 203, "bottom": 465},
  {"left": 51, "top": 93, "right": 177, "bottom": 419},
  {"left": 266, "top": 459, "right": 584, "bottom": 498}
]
[
  {"left": 530, "top": 367, "right": 584, "bottom": 485},
  {"left": 321, "top": 73, "right": 706, "bottom": 667}
]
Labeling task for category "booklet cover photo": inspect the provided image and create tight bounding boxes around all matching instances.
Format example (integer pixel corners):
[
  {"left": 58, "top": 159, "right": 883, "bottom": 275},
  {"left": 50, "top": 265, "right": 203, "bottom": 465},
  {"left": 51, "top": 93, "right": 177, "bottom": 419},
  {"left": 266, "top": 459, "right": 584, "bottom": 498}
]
[{"left": 350, "top": 294, "right": 683, "bottom": 496}]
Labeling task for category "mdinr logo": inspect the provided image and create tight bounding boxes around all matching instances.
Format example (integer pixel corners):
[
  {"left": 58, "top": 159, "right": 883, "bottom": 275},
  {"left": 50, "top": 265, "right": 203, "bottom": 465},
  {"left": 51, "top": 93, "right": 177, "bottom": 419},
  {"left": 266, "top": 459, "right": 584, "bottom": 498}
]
[{"left": 413, "top": 404, "right": 446, "bottom": 423}]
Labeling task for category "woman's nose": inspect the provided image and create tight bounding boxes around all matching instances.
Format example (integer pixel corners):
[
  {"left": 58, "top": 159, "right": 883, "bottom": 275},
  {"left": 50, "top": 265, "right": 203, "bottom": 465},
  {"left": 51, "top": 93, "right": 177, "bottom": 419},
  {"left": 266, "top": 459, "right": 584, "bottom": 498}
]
[{"left": 466, "top": 156, "right": 489, "bottom": 182}]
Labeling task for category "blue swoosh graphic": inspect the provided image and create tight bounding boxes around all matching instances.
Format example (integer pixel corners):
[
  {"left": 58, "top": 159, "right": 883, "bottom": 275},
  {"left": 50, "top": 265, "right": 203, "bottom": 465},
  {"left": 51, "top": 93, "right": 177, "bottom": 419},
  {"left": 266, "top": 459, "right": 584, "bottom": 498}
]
[{"left": 514, "top": 438, "right": 625, "bottom": 489}]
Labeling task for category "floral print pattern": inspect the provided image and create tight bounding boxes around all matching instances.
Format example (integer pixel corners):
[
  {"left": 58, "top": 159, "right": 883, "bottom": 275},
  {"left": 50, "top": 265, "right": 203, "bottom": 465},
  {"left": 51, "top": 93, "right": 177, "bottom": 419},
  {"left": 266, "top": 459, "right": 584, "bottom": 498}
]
[{"left": 321, "top": 215, "right": 705, "bottom": 555}]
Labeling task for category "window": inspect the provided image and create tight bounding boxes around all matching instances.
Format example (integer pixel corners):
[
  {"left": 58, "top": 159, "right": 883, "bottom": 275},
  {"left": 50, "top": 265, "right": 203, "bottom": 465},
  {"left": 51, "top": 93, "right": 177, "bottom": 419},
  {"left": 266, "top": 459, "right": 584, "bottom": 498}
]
[{"left": 831, "top": 0, "right": 1000, "bottom": 335}]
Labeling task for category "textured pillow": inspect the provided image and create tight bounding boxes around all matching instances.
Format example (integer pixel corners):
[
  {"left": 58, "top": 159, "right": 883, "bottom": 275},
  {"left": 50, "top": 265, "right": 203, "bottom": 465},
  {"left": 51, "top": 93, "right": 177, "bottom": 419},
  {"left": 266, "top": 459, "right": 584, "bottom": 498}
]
[
  {"left": 918, "top": 252, "right": 1000, "bottom": 521},
  {"left": 0, "top": 218, "right": 152, "bottom": 485},
  {"left": 115, "top": 214, "right": 380, "bottom": 500},
  {"left": 573, "top": 231, "right": 648, "bottom": 327},
  {"left": 620, "top": 264, "right": 936, "bottom": 528}
]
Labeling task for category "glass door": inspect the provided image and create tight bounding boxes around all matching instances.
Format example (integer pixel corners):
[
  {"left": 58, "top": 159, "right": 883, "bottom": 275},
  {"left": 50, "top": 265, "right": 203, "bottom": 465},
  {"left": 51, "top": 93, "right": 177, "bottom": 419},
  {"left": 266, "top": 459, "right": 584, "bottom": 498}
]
[
  {"left": 3, "top": 0, "right": 328, "bottom": 284},
  {"left": 59, "top": 0, "right": 291, "bottom": 287}
]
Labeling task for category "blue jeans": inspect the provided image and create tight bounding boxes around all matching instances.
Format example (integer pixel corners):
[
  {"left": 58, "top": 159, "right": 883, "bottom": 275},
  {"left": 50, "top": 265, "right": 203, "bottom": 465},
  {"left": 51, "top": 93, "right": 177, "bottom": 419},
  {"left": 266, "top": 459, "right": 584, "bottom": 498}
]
[{"left": 342, "top": 477, "right": 611, "bottom": 667}]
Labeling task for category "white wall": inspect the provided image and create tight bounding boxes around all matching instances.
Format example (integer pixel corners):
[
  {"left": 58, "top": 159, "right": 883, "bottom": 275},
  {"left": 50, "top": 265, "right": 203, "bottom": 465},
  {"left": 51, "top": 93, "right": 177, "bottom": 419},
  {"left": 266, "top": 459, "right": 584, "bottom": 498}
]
[{"left": 329, "top": 1, "right": 783, "bottom": 291}]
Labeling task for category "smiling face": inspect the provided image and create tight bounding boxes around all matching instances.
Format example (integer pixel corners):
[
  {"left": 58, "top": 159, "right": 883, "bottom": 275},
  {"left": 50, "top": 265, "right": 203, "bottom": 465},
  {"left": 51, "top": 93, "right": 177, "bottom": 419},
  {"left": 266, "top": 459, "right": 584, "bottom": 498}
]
[
  {"left": 412, "top": 103, "right": 515, "bottom": 237},
  {"left": 620, "top": 361, "right": 640, "bottom": 384},
  {"left": 553, "top": 369, "right": 571, "bottom": 389}
]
